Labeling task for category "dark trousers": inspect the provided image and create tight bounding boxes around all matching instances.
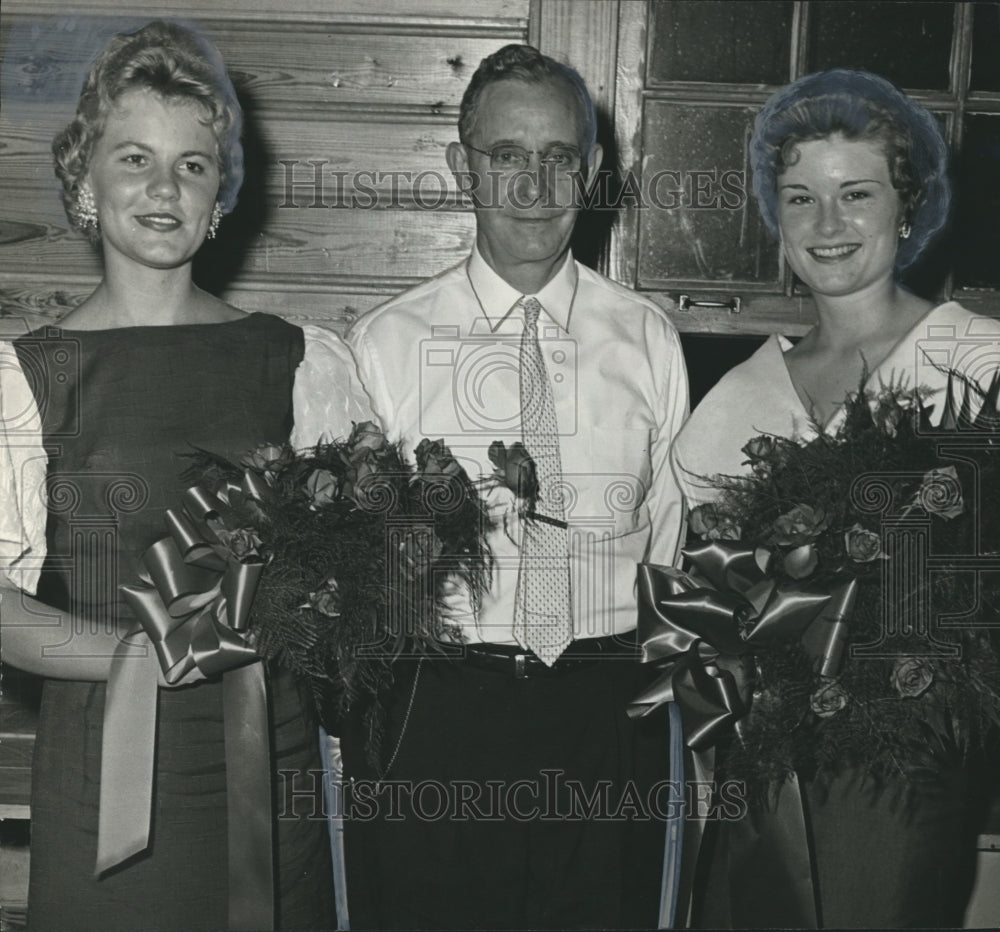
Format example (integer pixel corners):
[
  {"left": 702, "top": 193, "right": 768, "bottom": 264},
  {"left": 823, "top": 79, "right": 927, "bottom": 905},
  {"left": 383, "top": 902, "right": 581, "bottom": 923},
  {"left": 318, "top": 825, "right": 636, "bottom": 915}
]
[{"left": 340, "top": 647, "right": 670, "bottom": 930}]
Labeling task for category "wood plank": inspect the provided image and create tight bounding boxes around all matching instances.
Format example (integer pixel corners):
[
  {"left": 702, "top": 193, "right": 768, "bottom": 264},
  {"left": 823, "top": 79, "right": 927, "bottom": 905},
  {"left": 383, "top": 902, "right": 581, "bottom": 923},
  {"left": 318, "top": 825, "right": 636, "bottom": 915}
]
[
  {"left": 0, "top": 684, "right": 37, "bottom": 814},
  {"left": 0, "top": 204, "right": 476, "bottom": 282},
  {"left": 0, "top": 118, "right": 466, "bottom": 206},
  {"left": 1, "top": 0, "right": 530, "bottom": 29},
  {"left": 0, "top": 281, "right": 398, "bottom": 331},
  {"left": 0, "top": 277, "right": 824, "bottom": 338},
  {"left": 536, "top": 0, "right": 619, "bottom": 119},
  {"left": 655, "top": 292, "right": 817, "bottom": 337},
  {"left": 608, "top": 0, "right": 647, "bottom": 289},
  {"left": 1, "top": 17, "right": 516, "bottom": 116}
]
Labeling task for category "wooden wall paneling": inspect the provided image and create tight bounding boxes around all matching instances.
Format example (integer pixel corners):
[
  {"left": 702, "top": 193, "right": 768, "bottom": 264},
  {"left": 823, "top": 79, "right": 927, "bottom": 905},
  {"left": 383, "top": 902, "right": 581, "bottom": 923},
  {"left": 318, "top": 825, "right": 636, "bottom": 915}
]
[
  {"left": 0, "top": 2, "right": 529, "bottom": 333},
  {"left": 2, "top": 0, "right": 531, "bottom": 30},
  {"left": 0, "top": 200, "right": 477, "bottom": 298},
  {"left": 534, "top": 0, "right": 619, "bottom": 117},
  {"left": 0, "top": 280, "right": 403, "bottom": 334},
  {"left": 534, "top": 0, "right": 620, "bottom": 276},
  {"left": 0, "top": 16, "right": 519, "bottom": 115},
  {"left": 609, "top": 0, "right": 649, "bottom": 296},
  {"left": 1, "top": 115, "right": 470, "bottom": 225}
]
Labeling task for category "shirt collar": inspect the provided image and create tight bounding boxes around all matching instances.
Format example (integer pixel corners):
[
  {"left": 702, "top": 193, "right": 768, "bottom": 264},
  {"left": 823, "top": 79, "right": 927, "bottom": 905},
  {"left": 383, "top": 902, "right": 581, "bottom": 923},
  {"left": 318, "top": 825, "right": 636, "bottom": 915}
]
[{"left": 466, "top": 245, "right": 578, "bottom": 333}]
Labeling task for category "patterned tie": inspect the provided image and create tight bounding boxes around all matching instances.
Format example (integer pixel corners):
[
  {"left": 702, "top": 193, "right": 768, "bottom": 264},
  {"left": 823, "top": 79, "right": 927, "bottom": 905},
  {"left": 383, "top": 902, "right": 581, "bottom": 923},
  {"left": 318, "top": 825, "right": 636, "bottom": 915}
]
[{"left": 513, "top": 296, "right": 573, "bottom": 665}]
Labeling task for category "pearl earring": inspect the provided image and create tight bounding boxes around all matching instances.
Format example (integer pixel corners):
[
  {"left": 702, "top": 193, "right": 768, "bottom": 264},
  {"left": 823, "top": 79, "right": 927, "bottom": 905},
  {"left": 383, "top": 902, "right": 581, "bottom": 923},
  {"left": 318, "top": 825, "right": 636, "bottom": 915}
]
[
  {"left": 74, "top": 185, "right": 99, "bottom": 233},
  {"left": 207, "top": 202, "right": 223, "bottom": 240},
  {"left": 898, "top": 221, "right": 912, "bottom": 240}
]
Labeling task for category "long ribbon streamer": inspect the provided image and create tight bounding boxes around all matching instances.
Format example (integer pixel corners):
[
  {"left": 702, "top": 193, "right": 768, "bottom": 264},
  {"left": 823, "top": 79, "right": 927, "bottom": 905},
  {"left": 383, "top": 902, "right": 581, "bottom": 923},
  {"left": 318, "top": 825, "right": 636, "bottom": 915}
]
[
  {"left": 97, "top": 481, "right": 276, "bottom": 931},
  {"left": 632, "top": 546, "right": 858, "bottom": 929}
]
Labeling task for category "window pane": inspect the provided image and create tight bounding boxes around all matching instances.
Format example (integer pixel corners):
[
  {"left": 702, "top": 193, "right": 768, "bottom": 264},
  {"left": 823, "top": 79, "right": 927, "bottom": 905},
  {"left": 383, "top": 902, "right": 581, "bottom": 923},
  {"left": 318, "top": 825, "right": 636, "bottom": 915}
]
[
  {"left": 806, "top": 1, "right": 953, "bottom": 91},
  {"left": 636, "top": 101, "right": 781, "bottom": 288},
  {"left": 648, "top": 0, "right": 793, "bottom": 85},
  {"left": 953, "top": 115, "right": 1000, "bottom": 289},
  {"left": 971, "top": 2, "right": 1000, "bottom": 92}
]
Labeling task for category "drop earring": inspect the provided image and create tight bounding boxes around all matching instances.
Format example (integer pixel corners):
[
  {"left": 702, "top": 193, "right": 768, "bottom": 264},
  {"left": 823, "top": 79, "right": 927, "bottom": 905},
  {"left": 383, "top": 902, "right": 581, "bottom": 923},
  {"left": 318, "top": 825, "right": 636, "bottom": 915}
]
[
  {"left": 74, "top": 185, "right": 99, "bottom": 233},
  {"left": 898, "top": 221, "right": 912, "bottom": 240},
  {"left": 207, "top": 202, "right": 223, "bottom": 240}
]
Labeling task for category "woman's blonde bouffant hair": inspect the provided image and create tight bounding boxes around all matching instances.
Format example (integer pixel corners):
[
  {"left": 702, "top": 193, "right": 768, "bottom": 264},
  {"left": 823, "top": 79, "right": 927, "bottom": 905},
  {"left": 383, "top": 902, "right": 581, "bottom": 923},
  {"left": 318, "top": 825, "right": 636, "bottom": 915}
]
[{"left": 53, "top": 20, "right": 243, "bottom": 239}]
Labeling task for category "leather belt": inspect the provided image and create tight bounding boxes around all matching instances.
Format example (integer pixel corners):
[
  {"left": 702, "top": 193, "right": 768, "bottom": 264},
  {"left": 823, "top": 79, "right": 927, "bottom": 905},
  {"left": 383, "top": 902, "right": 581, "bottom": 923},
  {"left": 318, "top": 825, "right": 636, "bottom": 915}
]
[{"left": 461, "top": 635, "right": 639, "bottom": 679}]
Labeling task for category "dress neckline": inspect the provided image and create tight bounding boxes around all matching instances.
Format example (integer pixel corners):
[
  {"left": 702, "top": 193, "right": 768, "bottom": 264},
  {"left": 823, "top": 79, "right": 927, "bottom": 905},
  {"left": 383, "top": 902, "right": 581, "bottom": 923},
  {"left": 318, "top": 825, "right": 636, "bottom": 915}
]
[
  {"left": 774, "top": 301, "right": 956, "bottom": 434},
  {"left": 45, "top": 311, "right": 270, "bottom": 336}
]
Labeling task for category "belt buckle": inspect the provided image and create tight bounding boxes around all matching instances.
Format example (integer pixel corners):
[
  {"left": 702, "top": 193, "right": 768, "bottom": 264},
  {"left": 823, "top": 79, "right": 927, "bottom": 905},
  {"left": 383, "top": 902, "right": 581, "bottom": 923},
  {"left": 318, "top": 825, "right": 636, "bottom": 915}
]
[{"left": 514, "top": 653, "right": 529, "bottom": 679}]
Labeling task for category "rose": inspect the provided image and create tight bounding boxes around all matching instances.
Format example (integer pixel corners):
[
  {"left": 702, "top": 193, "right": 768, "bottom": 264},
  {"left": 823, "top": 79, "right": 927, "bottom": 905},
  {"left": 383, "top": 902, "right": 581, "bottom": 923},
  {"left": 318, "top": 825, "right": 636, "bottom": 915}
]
[
  {"left": 241, "top": 442, "right": 292, "bottom": 475},
  {"left": 783, "top": 543, "right": 818, "bottom": 579},
  {"left": 347, "top": 420, "right": 389, "bottom": 455},
  {"left": 890, "top": 657, "right": 934, "bottom": 698},
  {"left": 769, "top": 503, "right": 830, "bottom": 548},
  {"left": 809, "top": 677, "right": 848, "bottom": 719},
  {"left": 844, "top": 523, "right": 885, "bottom": 563},
  {"left": 305, "top": 577, "right": 341, "bottom": 618},
  {"left": 488, "top": 441, "right": 538, "bottom": 501},
  {"left": 397, "top": 526, "right": 445, "bottom": 581},
  {"left": 741, "top": 435, "right": 785, "bottom": 473},
  {"left": 218, "top": 526, "right": 261, "bottom": 560},
  {"left": 688, "top": 502, "right": 741, "bottom": 541},
  {"left": 340, "top": 423, "right": 392, "bottom": 484},
  {"left": 917, "top": 466, "right": 964, "bottom": 520},
  {"left": 743, "top": 435, "right": 778, "bottom": 462},
  {"left": 304, "top": 468, "right": 338, "bottom": 508},
  {"left": 414, "top": 438, "right": 464, "bottom": 479},
  {"left": 340, "top": 456, "right": 378, "bottom": 504},
  {"left": 873, "top": 390, "right": 913, "bottom": 438}
]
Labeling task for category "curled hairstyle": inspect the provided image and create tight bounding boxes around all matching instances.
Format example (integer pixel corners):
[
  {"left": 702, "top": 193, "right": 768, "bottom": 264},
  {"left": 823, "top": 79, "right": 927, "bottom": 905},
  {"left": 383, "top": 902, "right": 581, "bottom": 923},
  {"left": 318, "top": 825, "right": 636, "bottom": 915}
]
[
  {"left": 458, "top": 44, "right": 597, "bottom": 159},
  {"left": 53, "top": 20, "right": 243, "bottom": 236},
  {"left": 750, "top": 69, "right": 950, "bottom": 270}
]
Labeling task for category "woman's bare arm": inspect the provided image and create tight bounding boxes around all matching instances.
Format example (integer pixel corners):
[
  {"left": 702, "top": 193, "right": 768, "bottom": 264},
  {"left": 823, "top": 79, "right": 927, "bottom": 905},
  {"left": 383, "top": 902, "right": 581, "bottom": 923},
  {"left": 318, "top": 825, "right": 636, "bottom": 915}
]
[{"left": 0, "top": 584, "right": 143, "bottom": 681}]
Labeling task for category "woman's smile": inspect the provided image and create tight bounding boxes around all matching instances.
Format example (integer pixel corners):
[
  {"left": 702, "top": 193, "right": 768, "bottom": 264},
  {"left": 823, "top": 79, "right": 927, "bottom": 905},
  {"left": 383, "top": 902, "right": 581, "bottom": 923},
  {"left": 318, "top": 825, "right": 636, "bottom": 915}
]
[
  {"left": 806, "top": 243, "right": 861, "bottom": 260},
  {"left": 134, "top": 212, "right": 183, "bottom": 231}
]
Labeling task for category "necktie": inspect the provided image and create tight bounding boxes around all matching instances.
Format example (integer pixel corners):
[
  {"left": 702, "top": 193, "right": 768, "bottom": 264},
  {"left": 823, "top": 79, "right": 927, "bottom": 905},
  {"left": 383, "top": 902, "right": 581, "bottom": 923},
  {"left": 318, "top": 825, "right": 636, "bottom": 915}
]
[{"left": 513, "top": 296, "right": 573, "bottom": 665}]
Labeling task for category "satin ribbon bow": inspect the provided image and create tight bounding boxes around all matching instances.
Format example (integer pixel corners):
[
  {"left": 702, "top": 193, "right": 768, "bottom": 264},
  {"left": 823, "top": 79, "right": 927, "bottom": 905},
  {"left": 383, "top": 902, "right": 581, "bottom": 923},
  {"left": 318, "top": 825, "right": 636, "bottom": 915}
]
[
  {"left": 629, "top": 541, "right": 839, "bottom": 744},
  {"left": 631, "top": 542, "right": 859, "bottom": 930},
  {"left": 98, "top": 479, "right": 276, "bottom": 931}
]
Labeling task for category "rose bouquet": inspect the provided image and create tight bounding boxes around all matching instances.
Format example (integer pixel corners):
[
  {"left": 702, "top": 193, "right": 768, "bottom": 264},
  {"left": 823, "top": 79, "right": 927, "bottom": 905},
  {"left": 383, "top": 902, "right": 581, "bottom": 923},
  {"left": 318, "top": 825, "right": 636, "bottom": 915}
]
[
  {"left": 178, "top": 422, "right": 495, "bottom": 752},
  {"left": 660, "top": 374, "right": 1000, "bottom": 793}
]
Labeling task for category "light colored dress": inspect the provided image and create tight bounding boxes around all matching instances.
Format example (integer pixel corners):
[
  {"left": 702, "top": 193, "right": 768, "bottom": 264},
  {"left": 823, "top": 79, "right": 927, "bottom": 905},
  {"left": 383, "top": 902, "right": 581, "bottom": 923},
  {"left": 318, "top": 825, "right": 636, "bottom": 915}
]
[
  {"left": 668, "top": 301, "right": 1000, "bottom": 929},
  {"left": 672, "top": 301, "right": 1000, "bottom": 507}
]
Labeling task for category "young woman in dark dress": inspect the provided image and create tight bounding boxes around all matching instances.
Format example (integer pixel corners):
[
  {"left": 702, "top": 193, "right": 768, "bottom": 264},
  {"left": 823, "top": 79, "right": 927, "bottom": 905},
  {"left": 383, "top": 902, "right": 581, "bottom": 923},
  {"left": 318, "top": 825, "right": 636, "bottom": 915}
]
[{"left": 0, "top": 20, "right": 369, "bottom": 931}]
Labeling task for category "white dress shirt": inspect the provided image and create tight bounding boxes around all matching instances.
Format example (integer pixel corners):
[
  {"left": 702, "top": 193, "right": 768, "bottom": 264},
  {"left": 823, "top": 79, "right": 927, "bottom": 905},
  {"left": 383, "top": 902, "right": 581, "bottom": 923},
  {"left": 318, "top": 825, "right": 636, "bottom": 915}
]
[{"left": 348, "top": 247, "right": 689, "bottom": 643}]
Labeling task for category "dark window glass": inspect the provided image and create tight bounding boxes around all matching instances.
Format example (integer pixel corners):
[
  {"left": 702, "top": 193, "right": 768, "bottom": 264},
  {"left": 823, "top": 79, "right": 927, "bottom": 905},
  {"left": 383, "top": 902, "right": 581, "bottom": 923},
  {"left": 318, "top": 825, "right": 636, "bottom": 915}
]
[
  {"left": 971, "top": 2, "right": 1000, "bottom": 92},
  {"left": 806, "top": 1, "right": 954, "bottom": 91},
  {"left": 647, "top": 0, "right": 793, "bottom": 86},
  {"left": 637, "top": 101, "right": 781, "bottom": 288},
  {"left": 953, "top": 114, "right": 1000, "bottom": 289}
]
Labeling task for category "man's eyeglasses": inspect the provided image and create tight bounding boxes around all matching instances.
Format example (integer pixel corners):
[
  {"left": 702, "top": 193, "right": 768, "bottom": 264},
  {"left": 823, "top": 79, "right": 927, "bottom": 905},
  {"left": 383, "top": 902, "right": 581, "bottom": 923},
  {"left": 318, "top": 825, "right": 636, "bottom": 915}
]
[{"left": 464, "top": 143, "right": 583, "bottom": 174}]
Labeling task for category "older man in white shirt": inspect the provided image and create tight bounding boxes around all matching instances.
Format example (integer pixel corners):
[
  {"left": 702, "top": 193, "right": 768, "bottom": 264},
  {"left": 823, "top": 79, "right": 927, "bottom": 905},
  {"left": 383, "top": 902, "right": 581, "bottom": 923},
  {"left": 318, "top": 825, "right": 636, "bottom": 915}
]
[{"left": 345, "top": 43, "right": 688, "bottom": 930}]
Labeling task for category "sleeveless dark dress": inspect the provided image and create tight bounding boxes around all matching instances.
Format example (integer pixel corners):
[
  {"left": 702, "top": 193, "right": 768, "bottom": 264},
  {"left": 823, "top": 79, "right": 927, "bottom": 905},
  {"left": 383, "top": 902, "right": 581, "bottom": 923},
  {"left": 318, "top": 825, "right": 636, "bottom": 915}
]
[{"left": 15, "top": 314, "right": 335, "bottom": 932}]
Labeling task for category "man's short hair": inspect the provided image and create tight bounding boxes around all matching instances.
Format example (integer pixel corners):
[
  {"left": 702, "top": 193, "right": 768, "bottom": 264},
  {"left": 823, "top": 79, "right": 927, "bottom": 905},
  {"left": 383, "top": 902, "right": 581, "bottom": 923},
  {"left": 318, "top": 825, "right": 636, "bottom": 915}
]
[{"left": 458, "top": 44, "right": 597, "bottom": 156}]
